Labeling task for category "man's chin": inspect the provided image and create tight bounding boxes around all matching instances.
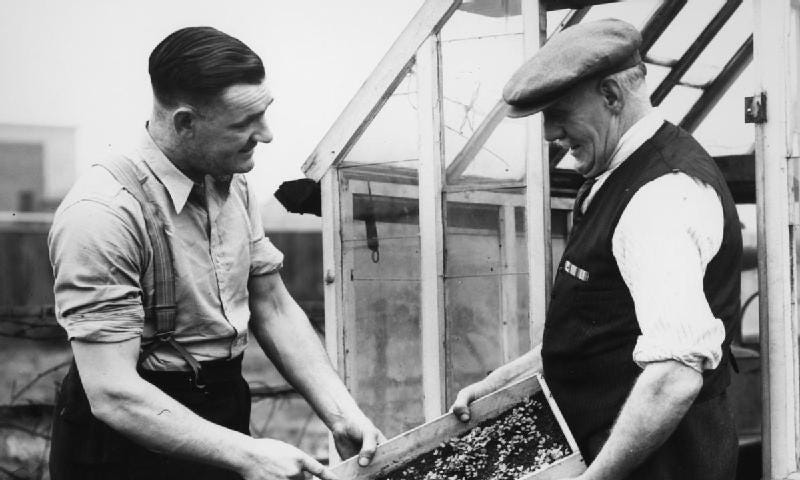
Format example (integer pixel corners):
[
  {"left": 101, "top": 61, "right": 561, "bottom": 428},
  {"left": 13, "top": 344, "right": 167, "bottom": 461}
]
[
  {"left": 574, "top": 161, "right": 592, "bottom": 177},
  {"left": 237, "top": 152, "right": 256, "bottom": 170},
  {"left": 239, "top": 159, "right": 255, "bottom": 173}
]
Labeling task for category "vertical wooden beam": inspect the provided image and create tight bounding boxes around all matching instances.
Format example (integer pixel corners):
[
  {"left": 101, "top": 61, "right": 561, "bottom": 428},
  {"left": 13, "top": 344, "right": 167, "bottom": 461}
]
[
  {"left": 500, "top": 204, "right": 520, "bottom": 362},
  {"left": 752, "top": 1, "right": 800, "bottom": 478},
  {"left": 522, "top": 0, "right": 551, "bottom": 347},
  {"left": 321, "top": 169, "right": 344, "bottom": 465},
  {"left": 322, "top": 171, "right": 344, "bottom": 372},
  {"left": 417, "top": 35, "right": 447, "bottom": 420},
  {"left": 339, "top": 179, "right": 358, "bottom": 401}
]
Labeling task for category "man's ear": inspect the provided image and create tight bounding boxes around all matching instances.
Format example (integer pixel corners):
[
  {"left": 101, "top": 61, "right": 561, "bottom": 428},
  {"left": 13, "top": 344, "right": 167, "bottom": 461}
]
[
  {"left": 172, "top": 107, "right": 198, "bottom": 138},
  {"left": 598, "top": 77, "right": 624, "bottom": 114}
]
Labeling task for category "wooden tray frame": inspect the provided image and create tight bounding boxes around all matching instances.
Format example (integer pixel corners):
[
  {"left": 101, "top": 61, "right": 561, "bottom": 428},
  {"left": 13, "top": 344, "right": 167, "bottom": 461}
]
[{"left": 332, "top": 373, "right": 586, "bottom": 480}]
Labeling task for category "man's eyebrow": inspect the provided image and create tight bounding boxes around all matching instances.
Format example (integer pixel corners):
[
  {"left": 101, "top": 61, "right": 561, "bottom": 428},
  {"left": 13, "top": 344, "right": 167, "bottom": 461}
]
[
  {"left": 231, "top": 109, "right": 266, "bottom": 127},
  {"left": 230, "top": 98, "right": 274, "bottom": 126},
  {"left": 544, "top": 107, "right": 567, "bottom": 119}
]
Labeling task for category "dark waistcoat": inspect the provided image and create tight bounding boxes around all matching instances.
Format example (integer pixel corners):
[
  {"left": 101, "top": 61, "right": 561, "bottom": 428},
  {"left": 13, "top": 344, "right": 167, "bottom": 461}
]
[{"left": 542, "top": 122, "right": 742, "bottom": 457}]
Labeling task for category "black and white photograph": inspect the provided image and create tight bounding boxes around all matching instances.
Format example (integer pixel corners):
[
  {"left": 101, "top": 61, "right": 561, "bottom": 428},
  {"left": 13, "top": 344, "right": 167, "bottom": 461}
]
[{"left": 0, "top": 1, "right": 790, "bottom": 479}]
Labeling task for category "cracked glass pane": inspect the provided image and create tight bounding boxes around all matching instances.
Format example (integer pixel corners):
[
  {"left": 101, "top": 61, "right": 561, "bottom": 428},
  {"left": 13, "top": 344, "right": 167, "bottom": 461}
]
[{"left": 441, "top": 8, "right": 526, "bottom": 185}]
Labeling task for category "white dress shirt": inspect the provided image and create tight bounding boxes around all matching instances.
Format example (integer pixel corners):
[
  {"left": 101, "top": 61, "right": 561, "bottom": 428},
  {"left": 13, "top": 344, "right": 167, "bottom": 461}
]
[{"left": 581, "top": 110, "right": 727, "bottom": 373}]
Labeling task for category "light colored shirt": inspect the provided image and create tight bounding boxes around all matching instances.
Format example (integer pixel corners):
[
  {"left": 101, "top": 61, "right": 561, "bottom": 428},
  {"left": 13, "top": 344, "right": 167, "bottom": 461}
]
[
  {"left": 49, "top": 128, "right": 284, "bottom": 370},
  {"left": 583, "top": 110, "right": 726, "bottom": 373}
]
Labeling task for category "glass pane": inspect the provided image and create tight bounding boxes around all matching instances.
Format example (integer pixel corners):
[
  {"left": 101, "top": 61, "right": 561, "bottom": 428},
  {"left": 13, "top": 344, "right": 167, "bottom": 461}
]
[
  {"left": 341, "top": 69, "right": 418, "bottom": 167},
  {"left": 648, "top": 0, "right": 726, "bottom": 62},
  {"left": 442, "top": 34, "right": 524, "bottom": 161},
  {"left": 443, "top": 188, "right": 530, "bottom": 404},
  {"left": 339, "top": 174, "right": 423, "bottom": 437},
  {"left": 644, "top": 63, "right": 671, "bottom": 96},
  {"left": 681, "top": 0, "right": 752, "bottom": 87},
  {"left": 441, "top": 9, "right": 526, "bottom": 185},
  {"left": 445, "top": 114, "right": 527, "bottom": 184},
  {"left": 693, "top": 64, "right": 754, "bottom": 156},
  {"left": 659, "top": 85, "right": 702, "bottom": 125},
  {"left": 441, "top": 4, "right": 523, "bottom": 42},
  {"left": 352, "top": 277, "right": 423, "bottom": 437}
]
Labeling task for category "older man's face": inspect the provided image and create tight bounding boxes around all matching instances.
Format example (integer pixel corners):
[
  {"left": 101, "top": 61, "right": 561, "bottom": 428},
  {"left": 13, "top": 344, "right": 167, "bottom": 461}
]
[{"left": 543, "top": 80, "right": 623, "bottom": 178}]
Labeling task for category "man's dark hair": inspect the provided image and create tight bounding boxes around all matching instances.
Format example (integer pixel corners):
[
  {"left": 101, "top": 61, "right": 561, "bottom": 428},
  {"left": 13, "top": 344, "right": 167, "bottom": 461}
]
[{"left": 149, "top": 26, "right": 265, "bottom": 106}]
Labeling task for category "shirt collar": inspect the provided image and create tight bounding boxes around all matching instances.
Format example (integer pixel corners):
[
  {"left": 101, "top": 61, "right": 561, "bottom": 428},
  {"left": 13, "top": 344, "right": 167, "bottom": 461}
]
[
  {"left": 134, "top": 125, "right": 195, "bottom": 214},
  {"left": 581, "top": 109, "right": 665, "bottom": 212},
  {"left": 598, "top": 109, "right": 664, "bottom": 182}
]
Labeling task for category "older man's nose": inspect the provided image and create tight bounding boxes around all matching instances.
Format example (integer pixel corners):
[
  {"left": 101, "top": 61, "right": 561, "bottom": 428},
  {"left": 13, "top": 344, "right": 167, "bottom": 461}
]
[{"left": 543, "top": 121, "right": 563, "bottom": 142}]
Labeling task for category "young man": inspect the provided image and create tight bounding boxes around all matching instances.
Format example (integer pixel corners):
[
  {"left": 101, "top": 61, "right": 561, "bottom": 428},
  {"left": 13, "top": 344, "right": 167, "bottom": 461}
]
[
  {"left": 49, "top": 26, "right": 382, "bottom": 480},
  {"left": 451, "top": 19, "right": 741, "bottom": 480}
]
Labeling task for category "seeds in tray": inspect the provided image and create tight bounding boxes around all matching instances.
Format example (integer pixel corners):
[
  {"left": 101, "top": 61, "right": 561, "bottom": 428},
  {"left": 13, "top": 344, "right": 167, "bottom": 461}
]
[{"left": 376, "top": 392, "right": 571, "bottom": 480}]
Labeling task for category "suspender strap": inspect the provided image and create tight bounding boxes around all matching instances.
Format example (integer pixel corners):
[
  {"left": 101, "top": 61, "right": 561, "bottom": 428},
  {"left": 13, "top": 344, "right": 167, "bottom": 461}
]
[{"left": 97, "top": 156, "right": 205, "bottom": 388}]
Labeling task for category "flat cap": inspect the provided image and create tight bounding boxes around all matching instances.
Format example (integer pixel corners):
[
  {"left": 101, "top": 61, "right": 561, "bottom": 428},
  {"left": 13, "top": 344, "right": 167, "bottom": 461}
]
[{"left": 503, "top": 19, "right": 642, "bottom": 118}]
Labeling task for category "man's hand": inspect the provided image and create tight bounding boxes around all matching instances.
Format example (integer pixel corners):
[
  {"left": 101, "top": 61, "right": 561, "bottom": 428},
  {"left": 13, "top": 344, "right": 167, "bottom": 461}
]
[
  {"left": 249, "top": 273, "right": 386, "bottom": 468},
  {"left": 451, "top": 346, "right": 544, "bottom": 422},
  {"left": 451, "top": 380, "right": 493, "bottom": 423},
  {"left": 238, "top": 438, "right": 338, "bottom": 480},
  {"left": 331, "top": 414, "right": 386, "bottom": 466}
]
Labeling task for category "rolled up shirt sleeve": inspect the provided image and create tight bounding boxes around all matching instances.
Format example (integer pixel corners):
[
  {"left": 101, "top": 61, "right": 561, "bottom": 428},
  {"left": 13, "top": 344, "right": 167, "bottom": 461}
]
[
  {"left": 243, "top": 177, "right": 284, "bottom": 276},
  {"left": 48, "top": 198, "right": 147, "bottom": 342},
  {"left": 612, "top": 173, "right": 726, "bottom": 372}
]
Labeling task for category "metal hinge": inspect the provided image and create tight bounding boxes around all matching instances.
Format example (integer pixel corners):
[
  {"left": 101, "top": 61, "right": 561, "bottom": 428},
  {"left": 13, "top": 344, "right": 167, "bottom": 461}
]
[{"left": 745, "top": 92, "right": 767, "bottom": 124}]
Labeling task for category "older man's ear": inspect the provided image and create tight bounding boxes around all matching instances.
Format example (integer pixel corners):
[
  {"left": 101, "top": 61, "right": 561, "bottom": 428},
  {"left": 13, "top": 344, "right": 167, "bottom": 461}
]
[{"left": 598, "top": 77, "right": 625, "bottom": 114}]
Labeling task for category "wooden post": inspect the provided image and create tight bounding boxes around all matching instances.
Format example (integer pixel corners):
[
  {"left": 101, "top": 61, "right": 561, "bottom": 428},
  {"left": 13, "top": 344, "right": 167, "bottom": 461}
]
[
  {"left": 417, "top": 34, "right": 447, "bottom": 420},
  {"left": 752, "top": 0, "right": 800, "bottom": 478},
  {"left": 321, "top": 169, "right": 345, "bottom": 465},
  {"left": 522, "top": 0, "right": 550, "bottom": 348}
]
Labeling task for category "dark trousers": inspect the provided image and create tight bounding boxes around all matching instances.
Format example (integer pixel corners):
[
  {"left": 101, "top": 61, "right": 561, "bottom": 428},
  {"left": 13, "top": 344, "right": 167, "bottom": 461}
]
[
  {"left": 583, "top": 392, "right": 739, "bottom": 480},
  {"left": 50, "top": 355, "right": 251, "bottom": 480}
]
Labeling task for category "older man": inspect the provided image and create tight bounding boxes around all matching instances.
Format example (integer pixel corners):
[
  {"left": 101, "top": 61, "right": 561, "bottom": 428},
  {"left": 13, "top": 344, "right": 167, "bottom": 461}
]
[
  {"left": 451, "top": 19, "right": 741, "bottom": 480},
  {"left": 49, "top": 26, "right": 382, "bottom": 480}
]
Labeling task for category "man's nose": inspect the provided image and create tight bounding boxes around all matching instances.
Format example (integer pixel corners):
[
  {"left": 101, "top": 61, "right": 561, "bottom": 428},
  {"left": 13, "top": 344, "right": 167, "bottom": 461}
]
[
  {"left": 543, "top": 121, "right": 562, "bottom": 142},
  {"left": 252, "top": 118, "right": 273, "bottom": 143}
]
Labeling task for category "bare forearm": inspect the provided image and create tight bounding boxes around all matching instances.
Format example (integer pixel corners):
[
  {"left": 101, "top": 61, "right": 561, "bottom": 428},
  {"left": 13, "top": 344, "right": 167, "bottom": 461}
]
[
  {"left": 482, "top": 344, "right": 542, "bottom": 391},
  {"left": 250, "top": 295, "right": 360, "bottom": 429},
  {"left": 581, "top": 361, "right": 701, "bottom": 480},
  {"left": 72, "top": 339, "right": 257, "bottom": 475},
  {"left": 88, "top": 374, "right": 254, "bottom": 472}
]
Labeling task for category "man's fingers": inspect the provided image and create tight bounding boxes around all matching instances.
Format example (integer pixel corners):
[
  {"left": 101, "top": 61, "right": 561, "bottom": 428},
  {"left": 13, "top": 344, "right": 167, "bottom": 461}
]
[
  {"left": 301, "top": 456, "right": 338, "bottom": 480},
  {"left": 357, "top": 429, "right": 380, "bottom": 466},
  {"left": 451, "top": 389, "right": 474, "bottom": 422}
]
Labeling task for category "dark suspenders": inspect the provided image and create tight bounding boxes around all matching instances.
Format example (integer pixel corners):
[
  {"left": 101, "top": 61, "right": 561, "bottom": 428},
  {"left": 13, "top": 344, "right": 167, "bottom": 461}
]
[{"left": 97, "top": 155, "right": 206, "bottom": 388}]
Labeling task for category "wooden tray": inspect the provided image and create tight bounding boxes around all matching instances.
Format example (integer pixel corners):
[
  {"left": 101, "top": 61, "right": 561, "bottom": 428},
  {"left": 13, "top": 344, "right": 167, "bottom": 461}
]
[{"left": 332, "top": 373, "right": 586, "bottom": 480}]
